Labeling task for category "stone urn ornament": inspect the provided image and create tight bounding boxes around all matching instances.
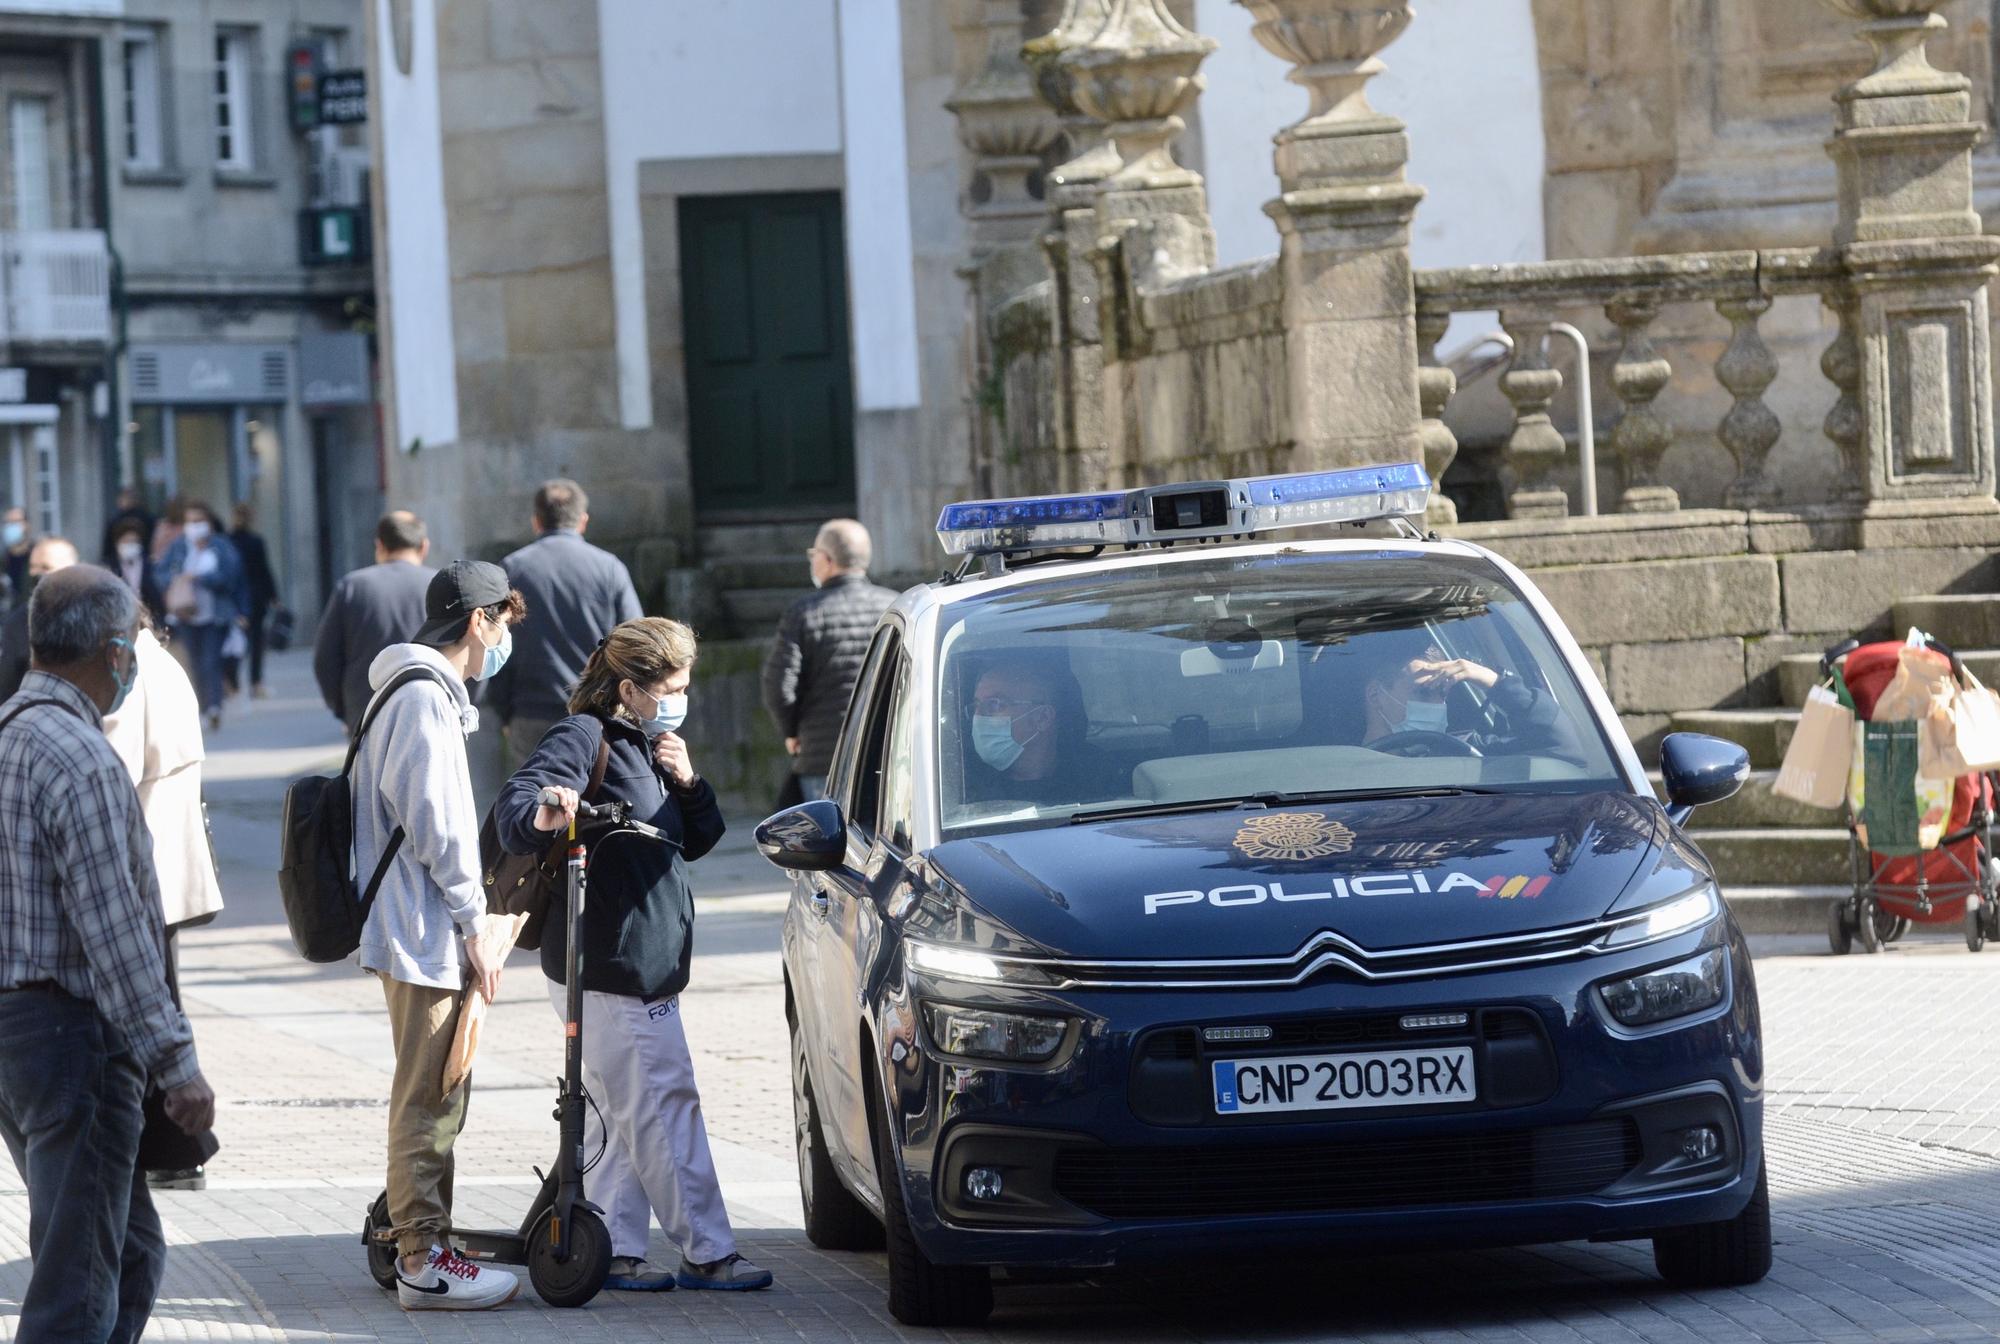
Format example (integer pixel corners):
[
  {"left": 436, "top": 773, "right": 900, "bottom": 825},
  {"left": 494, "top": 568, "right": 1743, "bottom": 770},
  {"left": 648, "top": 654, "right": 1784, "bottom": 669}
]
[{"left": 1062, "top": 0, "right": 1218, "bottom": 191}]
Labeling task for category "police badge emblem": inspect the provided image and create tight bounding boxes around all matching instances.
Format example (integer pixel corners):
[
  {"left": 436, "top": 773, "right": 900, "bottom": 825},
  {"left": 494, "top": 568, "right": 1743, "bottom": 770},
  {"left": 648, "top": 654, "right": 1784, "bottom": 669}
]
[{"left": 1232, "top": 812, "right": 1356, "bottom": 862}]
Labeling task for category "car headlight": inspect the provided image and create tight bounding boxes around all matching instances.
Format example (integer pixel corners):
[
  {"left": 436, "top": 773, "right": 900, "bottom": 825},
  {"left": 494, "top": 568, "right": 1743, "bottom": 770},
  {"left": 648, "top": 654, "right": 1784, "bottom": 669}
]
[
  {"left": 1596, "top": 948, "right": 1728, "bottom": 1028},
  {"left": 906, "top": 939, "right": 1055, "bottom": 986},
  {"left": 1598, "top": 885, "right": 1719, "bottom": 950},
  {"left": 925, "top": 1003, "right": 1069, "bottom": 1062}
]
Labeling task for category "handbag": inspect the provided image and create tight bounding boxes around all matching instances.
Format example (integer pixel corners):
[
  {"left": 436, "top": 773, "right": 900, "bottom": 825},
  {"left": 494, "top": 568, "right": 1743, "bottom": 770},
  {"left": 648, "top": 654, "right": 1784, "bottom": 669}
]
[
  {"left": 265, "top": 607, "right": 296, "bottom": 651},
  {"left": 164, "top": 571, "right": 198, "bottom": 621},
  {"left": 1921, "top": 669, "right": 2000, "bottom": 778},
  {"left": 138, "top": 1088, "right": 220, "bottom": 1172},
  {"left": 221, "top": 624, "right": 248, "bottom": 661},
  {"left": 477, "top": 723, "right": 611, "bottom": 952},
  {"left": 1774, "top": 682, "right": 1853, "bottom": 809}
]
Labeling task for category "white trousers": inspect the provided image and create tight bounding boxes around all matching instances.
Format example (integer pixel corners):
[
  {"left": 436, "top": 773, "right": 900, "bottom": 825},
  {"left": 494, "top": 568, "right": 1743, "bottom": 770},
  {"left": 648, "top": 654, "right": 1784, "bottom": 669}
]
[{"left": 546, "top": 980, "right": 737, "bottom": 1264}]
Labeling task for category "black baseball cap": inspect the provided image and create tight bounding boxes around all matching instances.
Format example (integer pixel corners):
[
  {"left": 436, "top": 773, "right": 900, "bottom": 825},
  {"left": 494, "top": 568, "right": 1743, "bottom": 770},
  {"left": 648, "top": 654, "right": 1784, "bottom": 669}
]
[{"left": 410, "top": 559, "right": 510, "bottom": 647}]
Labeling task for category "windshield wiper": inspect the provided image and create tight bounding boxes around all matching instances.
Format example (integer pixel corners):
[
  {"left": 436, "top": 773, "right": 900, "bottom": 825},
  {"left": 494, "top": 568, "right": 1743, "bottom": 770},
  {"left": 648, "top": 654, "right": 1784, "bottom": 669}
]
[{"left": 1071, "top": 785, "right": 1498, "bottom": 824}]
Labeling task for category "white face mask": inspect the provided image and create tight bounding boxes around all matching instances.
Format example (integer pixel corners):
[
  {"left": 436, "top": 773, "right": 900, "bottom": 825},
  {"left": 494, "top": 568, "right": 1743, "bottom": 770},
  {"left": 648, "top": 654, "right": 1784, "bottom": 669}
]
[
  {"left": 184, "top": 520, "right": 211, "bottom": 544},
  {"left": 116, "top": 540, "right": 142, "bottom": 562}
]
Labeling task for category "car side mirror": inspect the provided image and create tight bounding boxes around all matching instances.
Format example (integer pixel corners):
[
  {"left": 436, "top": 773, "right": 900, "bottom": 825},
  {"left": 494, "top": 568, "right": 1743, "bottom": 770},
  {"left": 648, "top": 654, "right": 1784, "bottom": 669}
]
[
  {"left": 755, "top": 800, "right": 848, "bottom": 872},
  {"left": 1658, "top": 732, "right": 1749, "bottom": 826}
]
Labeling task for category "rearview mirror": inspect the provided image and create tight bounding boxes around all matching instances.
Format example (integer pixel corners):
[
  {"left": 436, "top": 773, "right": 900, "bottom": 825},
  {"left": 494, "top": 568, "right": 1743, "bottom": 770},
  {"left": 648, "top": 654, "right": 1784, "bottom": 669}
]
[
  {"left": 755, "top": 800, "right": 848, "bottom": 872},
  {"left": 1658, "top": 732, "right": 1749, "bottom": 826}
]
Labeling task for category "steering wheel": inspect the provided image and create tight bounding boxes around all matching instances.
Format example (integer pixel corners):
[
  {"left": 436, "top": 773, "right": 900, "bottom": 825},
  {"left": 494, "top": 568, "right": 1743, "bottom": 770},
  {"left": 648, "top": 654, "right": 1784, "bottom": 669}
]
[{"left": 1369, "top": 729, "right": 1481, "bottom": 759}]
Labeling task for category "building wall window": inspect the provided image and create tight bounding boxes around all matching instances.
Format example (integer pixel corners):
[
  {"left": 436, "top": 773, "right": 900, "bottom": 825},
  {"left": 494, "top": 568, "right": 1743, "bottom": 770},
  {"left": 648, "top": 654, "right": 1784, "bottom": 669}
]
[
  {"left": 8, "top": 97, "right": 52, "bottom": 230},
  {"left": 214, "top": 28, "right": 254, "bottom": 171},
  {"left": 122, "top": 29, "right": 164, "bottom": 171}
]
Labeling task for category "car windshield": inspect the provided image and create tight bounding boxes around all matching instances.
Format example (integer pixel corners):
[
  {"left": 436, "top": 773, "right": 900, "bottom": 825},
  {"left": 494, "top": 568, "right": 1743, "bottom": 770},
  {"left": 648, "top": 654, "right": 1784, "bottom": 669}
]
[{"left": 933, "top": 549, "right": 1624, "bottom": 838}]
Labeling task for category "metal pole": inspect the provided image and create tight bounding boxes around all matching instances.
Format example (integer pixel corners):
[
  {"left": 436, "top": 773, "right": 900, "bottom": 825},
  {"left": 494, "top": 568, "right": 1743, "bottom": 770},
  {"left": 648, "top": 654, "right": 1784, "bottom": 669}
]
[{"left": 1550, "top": 322, "right": 1597, "bottom": 517}]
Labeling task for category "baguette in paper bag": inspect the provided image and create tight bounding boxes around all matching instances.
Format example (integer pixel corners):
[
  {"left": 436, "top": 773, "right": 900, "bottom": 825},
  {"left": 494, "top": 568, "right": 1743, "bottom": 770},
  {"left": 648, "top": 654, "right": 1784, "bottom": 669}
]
[
  {"left": 1774, "top": 684, "right": 1852, "bottom": 809},
  {"left": 442, "top": 911, "right": 528, "bottom": 1101}
]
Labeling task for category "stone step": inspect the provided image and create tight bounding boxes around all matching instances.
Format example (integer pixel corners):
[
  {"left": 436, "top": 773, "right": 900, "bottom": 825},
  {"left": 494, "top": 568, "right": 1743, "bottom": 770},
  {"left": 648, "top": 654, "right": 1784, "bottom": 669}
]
[
  {"left": 1893, "top": 594, "right": 2000, "bottom": 651},
  {"left": 1649, "top": 769, "right": 1839, "bottom": 830},
  {"left": 1667, "top": 708, "right": 1799, "bottom": 770},
  {"left": 696, "top": 520, "right": 823, "bottom": 559},
  {"left": 723, "top": 586, "right": 812, "bottom": 632},
  {"left": 1685, "top": 826, "right": 1851, "bottom": 888},
  {"left": 1721, "top": 885, "right": 1851, "bottom": 936}
]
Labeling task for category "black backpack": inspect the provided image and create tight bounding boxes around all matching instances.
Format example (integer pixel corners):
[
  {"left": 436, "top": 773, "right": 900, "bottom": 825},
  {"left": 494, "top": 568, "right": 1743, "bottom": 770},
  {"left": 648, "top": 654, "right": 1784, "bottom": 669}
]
[{"left": 278, "top": 666, "right": 449, "bottom": 963}]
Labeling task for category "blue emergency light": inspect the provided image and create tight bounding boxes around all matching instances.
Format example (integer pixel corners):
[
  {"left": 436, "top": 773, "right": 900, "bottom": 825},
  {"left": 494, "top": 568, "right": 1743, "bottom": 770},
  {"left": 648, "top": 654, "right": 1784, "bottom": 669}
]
[{"left": 935, "top": 463, "right": 1432, "bottom": 557}]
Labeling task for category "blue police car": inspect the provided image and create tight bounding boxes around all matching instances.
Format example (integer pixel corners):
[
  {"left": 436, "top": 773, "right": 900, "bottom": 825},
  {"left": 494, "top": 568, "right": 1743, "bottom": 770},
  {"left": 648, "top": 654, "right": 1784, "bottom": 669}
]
[{"left": 758, "top": 466, "right": 1765, "bottom": 1327}]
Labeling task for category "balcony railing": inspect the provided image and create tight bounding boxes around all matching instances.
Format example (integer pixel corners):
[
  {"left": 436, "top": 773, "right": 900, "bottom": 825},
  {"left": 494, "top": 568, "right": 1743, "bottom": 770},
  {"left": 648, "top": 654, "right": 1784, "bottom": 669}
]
[{"left": 3, "top": 229, "right": 112, "bottom": 346}]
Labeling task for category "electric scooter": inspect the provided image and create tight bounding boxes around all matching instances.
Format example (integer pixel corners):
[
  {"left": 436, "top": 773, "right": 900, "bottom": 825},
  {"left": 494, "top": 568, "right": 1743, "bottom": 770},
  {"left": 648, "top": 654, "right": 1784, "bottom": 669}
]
[{"left": 364, "top": 798, "right": 667, "bottom": 1308}]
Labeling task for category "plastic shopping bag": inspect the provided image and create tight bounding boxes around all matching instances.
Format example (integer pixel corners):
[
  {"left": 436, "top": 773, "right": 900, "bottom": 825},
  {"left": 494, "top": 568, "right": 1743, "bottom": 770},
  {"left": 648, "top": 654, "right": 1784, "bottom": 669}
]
[
  {"left": 440, "top": 911, "right": 527, "bottom": 1100},
  {"left": 221, "top": 624, "right": 248, "bottom": 661},
  {"left": 1922, "top": 670, "right": 2000, "bottom": 778},
  {"left": 1775, "top": 683, "right": 1853, "bottom": 809}
]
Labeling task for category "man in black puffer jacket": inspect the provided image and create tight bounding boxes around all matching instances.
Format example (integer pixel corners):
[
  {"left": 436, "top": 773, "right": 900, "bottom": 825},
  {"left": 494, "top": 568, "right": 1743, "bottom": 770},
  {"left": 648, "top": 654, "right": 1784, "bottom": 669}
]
[{"left": 760, "top": 519, "right": 896, "bottom": 799}]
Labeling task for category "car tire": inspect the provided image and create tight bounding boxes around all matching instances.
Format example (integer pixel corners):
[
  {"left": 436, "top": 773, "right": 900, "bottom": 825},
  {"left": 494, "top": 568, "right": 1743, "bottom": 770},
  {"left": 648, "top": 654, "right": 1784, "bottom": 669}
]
[
  {"left": 872, "top": 1075, "right": 993, "bottom": 1327},
  {"left": 792, "top": 1016, "right": 883, "bottom": 1251},
  {"left": 1652, "top": 1160, "right": 1772, "bottom": 1289}
]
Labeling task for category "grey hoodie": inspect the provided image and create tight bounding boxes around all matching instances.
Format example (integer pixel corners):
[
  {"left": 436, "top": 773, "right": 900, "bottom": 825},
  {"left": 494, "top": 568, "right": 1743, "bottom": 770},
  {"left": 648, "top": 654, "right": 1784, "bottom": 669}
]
[{"left": 353, "top": 643, "right": 489, "bottom": 989}]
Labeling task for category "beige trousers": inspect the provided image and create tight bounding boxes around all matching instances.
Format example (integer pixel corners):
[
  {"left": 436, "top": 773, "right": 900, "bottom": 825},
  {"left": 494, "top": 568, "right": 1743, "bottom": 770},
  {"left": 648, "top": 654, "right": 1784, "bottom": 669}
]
[{"left": 381, "top": 975, "right": 469, "bottom": 1258}]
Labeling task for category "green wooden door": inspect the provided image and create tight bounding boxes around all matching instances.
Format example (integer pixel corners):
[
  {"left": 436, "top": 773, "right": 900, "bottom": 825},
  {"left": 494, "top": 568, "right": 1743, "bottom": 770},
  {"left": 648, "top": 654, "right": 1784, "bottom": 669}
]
[{"left": 679, "top": 192, "right": 856, "bottom": 515}]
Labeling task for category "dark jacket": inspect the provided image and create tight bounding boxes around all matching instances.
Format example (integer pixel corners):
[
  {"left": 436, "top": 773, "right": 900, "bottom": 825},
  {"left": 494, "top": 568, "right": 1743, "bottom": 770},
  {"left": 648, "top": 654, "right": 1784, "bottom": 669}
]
[
  {"left": 231, "top": 527, "right": 279, "bottom": 617},
  {"left": 494, "top": 713, "right": 725, "bottom": 1000},
  {"left": 761, "top": 572, "right": 898, "bottom": 776},
  {"left": 489, "top": 531, "right": 643, "bottom": 725},
  {"left": 158, "top": 534, "right": 249, "bottom": 626},
  {"left": 1455, "top": 673, "right": 1584, "bottom": 764},
  {"left": 313, "top": 559, "right": 436, "bottom": 727},
  {"left": 0, "top": 602, "right": 26, "bottom": 701}
]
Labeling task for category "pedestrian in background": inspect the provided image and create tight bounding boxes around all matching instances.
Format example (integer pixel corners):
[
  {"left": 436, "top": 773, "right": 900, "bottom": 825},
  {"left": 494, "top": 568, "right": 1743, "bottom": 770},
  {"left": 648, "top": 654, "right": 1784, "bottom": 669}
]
[
  {"left": 496, "top": 617, "right": 772, "bottom": 1292},
  {"left": 314, "top": 511, "right": 436, "bottom": 734},
  {"left": 0, "top": 566, "right": 216, "bottom": 1343},
  {"left": 101, "top": 487, "right": 155, "bottom": 568},
  {"left": 352, "top": 560, "right": 521, "bottom": 1311},
  {"left": 761, "top": 519, "right": 896, "bottom": 801},
  {"left": 490, "top": 479, "right": 642, "bottom": 767},
  {"left": 2, "top": 505, "right": 32, "bottom": 610},
  {"left": 0, "top": 536, "right": 79, "bottom": 701},
  {"left": 104, "top": 605, "right": 225, "bottom": 1191},
  {"left": 110, "top": 518, "right": 165, "bottom": 625},
  {"left": 157, "top": 501, "right": 247, "bottom": 733},
  {"left": 148, "top": 496, "right": 183, "bottom": 564},
  {"left": 226, "top": 502, "right": 280, "bottom": 701}
]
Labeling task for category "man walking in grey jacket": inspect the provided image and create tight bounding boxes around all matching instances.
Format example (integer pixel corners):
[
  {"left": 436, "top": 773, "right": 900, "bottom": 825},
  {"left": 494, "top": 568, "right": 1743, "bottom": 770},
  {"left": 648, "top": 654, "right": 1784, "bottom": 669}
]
[
  {"left": 761, "top": 519, "right": 897, "bottom": 799},
  {"left": 314, "top": 512, "right": 436, "bottom": 733},
  {"left": 489, "top": 480, "right": 642, "bottom": 764}
]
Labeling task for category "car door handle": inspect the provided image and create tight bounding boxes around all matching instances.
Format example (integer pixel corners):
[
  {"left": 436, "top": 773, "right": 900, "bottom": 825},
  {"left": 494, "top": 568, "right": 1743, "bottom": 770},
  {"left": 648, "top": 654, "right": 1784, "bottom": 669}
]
[{"left": 808, "top": 884, "right": 830, "bottom": 916}]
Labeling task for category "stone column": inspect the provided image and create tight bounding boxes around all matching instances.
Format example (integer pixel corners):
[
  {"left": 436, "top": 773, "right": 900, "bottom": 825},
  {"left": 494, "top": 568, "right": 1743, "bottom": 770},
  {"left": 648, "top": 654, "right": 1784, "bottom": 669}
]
[
  {"left": 1240, "top": 0, "right": 1427, "bottom": 472},
  {"left": 1414, "top": 301, "right": 1458, "bottom": 527},
  {"left": 1821, "top": 0, "right": 2000, "bottom": 503},
  {"left": 948, "top": 0, "right": 1063, "bottom": 262},
  {"left": 1026, "top": 0, "right": 1119, "bottom": 490}
]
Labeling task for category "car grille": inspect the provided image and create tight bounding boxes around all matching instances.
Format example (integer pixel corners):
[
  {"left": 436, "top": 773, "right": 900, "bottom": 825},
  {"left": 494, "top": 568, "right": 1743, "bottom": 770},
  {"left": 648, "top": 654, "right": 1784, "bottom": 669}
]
[{"left": 1050, "top": 1118, "right": 1641, "bottom": 1220}]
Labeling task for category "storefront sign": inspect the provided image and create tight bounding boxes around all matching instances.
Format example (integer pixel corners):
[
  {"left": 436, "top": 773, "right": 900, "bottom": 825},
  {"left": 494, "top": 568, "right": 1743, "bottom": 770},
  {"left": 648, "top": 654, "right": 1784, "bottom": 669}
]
[
  {"left": 318, "top": 70, "right": 367, "bottom": 125},
  {"left": 129, "top": 343, "right": 293, "bottom": 405},
  {"left": 299, "top": 330, "right": 372, "bottom": 408}
]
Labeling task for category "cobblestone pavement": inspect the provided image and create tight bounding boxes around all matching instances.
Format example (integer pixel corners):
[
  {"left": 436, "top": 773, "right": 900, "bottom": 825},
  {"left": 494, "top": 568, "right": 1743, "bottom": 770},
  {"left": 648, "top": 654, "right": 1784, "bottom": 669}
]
[{"left": 9, "top": 653, "right": 2000, "bottom": 1341}]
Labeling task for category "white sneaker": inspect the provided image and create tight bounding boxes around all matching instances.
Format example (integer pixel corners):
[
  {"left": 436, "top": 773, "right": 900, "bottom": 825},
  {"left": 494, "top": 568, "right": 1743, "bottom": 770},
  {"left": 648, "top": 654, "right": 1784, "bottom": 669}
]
[{"left": 396, "top": 1245, "right": 519, "bottom": 1311}]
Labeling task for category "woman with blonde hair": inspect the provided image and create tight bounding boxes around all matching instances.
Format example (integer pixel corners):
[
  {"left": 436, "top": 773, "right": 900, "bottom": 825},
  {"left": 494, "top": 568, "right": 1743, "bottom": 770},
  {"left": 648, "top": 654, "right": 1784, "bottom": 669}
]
[{"left": 494, "top": 617, "right": 770, "bottom": 1293}]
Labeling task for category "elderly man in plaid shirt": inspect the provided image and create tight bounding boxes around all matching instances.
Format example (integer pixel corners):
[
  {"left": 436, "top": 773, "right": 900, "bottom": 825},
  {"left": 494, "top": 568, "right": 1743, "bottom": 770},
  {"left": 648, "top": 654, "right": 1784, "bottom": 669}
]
[{"left": 0, "top": 566, "right": 215, "bottom": 1344}]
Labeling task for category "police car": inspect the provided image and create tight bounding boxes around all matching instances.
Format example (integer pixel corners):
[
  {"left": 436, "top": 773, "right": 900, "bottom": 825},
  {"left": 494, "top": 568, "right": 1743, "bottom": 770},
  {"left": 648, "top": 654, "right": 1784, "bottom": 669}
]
[{"left": 757, "top": 466, "right": 1765, "bottom": 1327}]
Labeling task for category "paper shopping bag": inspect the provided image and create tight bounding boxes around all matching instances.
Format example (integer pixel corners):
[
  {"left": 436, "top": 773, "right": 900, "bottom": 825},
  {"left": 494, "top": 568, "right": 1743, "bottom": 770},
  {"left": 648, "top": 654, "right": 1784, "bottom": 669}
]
[
  {"left": 1774, "top": 684, "right": 1853, "bottom": 809},
  {"left": 1922, "top": 671, "right": 2000, "bottom": 778},
  {"left": 441, "top": 911, "right": 527, "bottom": 1101}
]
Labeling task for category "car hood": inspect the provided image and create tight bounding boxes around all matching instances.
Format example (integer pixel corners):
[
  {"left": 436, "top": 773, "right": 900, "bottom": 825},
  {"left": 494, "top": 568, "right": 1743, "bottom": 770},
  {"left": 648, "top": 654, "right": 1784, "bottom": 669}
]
[{"left": 920, "top": 791, "right": 1682, "bottom": 961}]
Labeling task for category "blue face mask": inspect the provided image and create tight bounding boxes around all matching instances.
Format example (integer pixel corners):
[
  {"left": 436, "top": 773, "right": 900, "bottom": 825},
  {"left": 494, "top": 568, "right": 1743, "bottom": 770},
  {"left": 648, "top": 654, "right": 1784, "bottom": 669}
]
[
  {"left": 107, "top": 637, "right": 136, "bottom": 715},
  {"left": 479, "top": 625, "right": 512, "bottom": 681},
  {"left": 973, "top": 712, "right": 1046, "bottom": 773},
  {"left": 637, "top": 692, "right": 688, "bottom": 737},
  {"left": 2, "top": 522, "right": 23, "bottom": 548},
  {"left": 1396, "top": 697, "right": 1450, "bottom": 734}
]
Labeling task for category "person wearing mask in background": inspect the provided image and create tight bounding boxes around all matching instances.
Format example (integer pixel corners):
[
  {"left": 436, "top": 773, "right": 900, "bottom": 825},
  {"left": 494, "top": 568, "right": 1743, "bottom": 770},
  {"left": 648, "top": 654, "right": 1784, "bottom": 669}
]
[
  {"left": 314, "top": 511, "right": 437, "bottom": 735},
  {"left": 103, "top": 600, "right": 224, "bottom": 1193},
  {"left": 489, "top": 479, "right": 642, "bottom": 767},
  {"left": 225, "top": 502, "right": 279, "bottom": 701},
  {"left": 157, "top": 502, "right": 247, "bottom": 733},
  {"left": 2, "top": 506, "right": 32, "bottom": 611},
  {"left": 0, "top": 566, "right": 216, "bottom": 1343},
  {"left": 101, "top": 487, "right": 156, "bottom": 568},
  {"left": 111, "top": 519, "right": 165, "bottom": 626},
  {"left": 0, "top": 536, "right": 79, "bottom": 701},
  {"left": 353, "top": 560, "right": 522, "bottom": 1311},
  {"left": 495, "top": 618, "right": 771, "bottom": 1293},
  {"left": 761, "top": 519, "right": 896, "bottom": 801}
]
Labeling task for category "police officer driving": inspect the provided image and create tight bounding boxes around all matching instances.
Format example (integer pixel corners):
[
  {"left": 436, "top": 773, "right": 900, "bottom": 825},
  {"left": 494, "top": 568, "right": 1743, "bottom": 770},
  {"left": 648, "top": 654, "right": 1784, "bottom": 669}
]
[{"left": 1359, "top": 636, "right": 1583, "bottom": 761}]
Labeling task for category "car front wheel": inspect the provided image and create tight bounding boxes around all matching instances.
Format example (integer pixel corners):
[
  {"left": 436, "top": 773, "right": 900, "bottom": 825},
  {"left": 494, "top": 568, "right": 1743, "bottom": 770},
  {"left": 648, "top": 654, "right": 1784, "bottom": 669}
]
[
  {"left": 792, "top": 1014, "right": 882, "bottom": 1251},
  {"left": 873, "top": 1075, "right": 993, "bottom": 1326},
  {"left": 1652, "top": 1160, "right": 1772, "bottom": 1288}
]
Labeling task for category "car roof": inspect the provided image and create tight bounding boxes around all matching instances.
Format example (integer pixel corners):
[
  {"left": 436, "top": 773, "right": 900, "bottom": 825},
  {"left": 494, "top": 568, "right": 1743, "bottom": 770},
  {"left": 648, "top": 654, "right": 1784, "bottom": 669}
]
[{"left": 890, "top": 534, "right": 1506, "bottom": 625}]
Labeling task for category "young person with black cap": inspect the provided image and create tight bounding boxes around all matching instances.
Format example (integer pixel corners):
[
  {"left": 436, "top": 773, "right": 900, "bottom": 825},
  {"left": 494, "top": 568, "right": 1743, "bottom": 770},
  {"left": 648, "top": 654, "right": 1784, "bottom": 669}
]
[{"left": 351, "top": 559, "right": 526, "bottom": 1311}]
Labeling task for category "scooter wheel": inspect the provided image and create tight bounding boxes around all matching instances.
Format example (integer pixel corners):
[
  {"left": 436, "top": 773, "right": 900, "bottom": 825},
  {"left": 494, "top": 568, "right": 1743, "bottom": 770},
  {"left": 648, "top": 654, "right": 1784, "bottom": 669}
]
[
  {"left": 363, "top": 1192, "right": 399, "bottom": 1291},
  {"left": 527, "top": 1206, "right": 611, "bottom": 1308}
]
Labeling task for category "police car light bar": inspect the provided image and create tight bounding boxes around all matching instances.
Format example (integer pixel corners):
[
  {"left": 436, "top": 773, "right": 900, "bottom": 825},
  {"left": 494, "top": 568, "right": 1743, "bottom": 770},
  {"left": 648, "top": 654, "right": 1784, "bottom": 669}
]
[{"left": 935, "top": 463, "right": 1432, "bottom": 557}]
